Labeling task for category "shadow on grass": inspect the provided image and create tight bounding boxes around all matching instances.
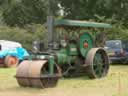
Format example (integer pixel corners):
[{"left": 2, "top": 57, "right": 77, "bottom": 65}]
[
  {"left": 4, "top": 76, "right": 91, "bottom": 92},
  {"left": 61, "top": 75, "right": 90, "bottom": 80},
  {"left": 4, "top": 86, "right": 47, "bottom": 92}
]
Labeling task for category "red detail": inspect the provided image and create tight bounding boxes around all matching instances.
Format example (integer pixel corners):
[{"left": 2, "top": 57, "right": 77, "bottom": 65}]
[
  {"left": 0, "top": 59, "right": 4, "bottom": 63},
  {"left": 8, "top": 57, "right": 18, "bottom": 65},
  {"left": 84, "top": 42, "right": 88, "bottom": 48}
]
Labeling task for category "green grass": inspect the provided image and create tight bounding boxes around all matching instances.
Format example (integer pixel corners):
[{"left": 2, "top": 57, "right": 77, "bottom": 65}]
[{"left": 1, "top": 65, "right": 128, "bottom": 96}]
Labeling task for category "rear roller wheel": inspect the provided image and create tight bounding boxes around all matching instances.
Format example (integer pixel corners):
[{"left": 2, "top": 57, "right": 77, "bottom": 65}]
[
  {"left": 85, "top": 48, "right": 109, "bottom": 78},
  {"left": 16, "top": 60, "right": 61, "bottom": 88}
]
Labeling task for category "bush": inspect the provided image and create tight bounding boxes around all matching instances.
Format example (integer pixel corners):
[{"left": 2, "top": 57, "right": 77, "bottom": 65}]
[
  {"left": 0, "top": 24, "right": 47, "bottom": 51},
  {"left": 107, "top": 24, "right": 128, "bottom": 40}
]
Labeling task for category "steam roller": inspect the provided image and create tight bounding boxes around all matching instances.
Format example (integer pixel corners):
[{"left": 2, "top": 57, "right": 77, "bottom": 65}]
[{"left": 15, "top": 16, "right": 112, "bottom": 88}]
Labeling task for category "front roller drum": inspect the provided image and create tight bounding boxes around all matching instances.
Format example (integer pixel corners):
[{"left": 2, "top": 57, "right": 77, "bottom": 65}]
[
  {"left": 15, "top": 61, "right": 31, "bottom": 86},
  {"left": 85, "top": 48, "right": 109, "bottom": 78},
  {"left": 16, "top": 60, "right": 61, "bottom": 88}
]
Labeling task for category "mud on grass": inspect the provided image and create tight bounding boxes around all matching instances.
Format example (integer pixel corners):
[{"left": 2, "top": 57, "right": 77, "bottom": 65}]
[{"left": 1, "top": 65, "right": 128, "bottom": 96}]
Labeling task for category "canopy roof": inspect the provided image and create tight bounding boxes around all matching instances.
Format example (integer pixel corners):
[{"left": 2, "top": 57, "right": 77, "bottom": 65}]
[{"left": 54, "top": 19, "right": 112, "bottom": 28}]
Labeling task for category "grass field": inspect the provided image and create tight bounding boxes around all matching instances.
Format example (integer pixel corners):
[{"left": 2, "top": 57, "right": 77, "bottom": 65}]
[{"left": 0, "top": 65, "right": 128, "bottom": 96}]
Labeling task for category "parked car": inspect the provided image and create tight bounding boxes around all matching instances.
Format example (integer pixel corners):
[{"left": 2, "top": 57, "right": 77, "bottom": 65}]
[
  {"left": 0, "top": 40, "right": 29, "bottom": 67},
  {"left": 105, "top": 40, "right": 128, "bottom": 64}
]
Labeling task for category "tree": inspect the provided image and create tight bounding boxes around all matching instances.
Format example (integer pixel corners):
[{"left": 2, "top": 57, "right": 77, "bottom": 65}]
[
  {"left": 2, "top": 0, "right": 59, "bottom": 26},
  {"left": 59, "top": 0, "right": 128, "bottom": 25}
]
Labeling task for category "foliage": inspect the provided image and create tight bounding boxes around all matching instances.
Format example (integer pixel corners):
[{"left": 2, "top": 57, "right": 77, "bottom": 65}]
[
  {"left": 0, "top": 0, "right": 60, "bottom": 26},
  {"left": 0, "top": 24, "right": 47, "bottom": 50},
  {"left": 107, "top": 24, "right": 128, "bottom": 40},
  {"left": 1, "top": 0, "right": 128, "bottom": 26},
  {"left": 0, "top": 0, "right": 128, "bottom": 48},
  {"left": 2, "top": 0, "right": 47, "bottom": 26},
  {"left": 59, "top": 0, "right": 128, "bottom": 25},
  {"left": 89, "top": 15, "right": 128, "bottom": 41}
]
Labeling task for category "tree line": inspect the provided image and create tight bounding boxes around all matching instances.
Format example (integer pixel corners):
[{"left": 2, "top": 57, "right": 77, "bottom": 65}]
[
  {"left": 0, "top": 0, "right": 128, "bottom": 49},
  {"left": 0, "top": 0, "right": 128, "bottom": 26}
]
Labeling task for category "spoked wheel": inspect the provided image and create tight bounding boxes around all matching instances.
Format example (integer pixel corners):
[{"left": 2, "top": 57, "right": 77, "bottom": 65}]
[
  {"left": 85, "top": 48, "right": 109, "bottom": 78},
  {"left": 4, "top": 56, "right": 19, "bottom": 67},
  {"left": 16, "top": 60, "right": 61, "bottom": 88}
]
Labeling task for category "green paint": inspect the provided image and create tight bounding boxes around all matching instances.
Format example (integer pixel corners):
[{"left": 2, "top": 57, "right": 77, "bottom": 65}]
[
  {"left": 56, "top": 47, "right": 77, "bottom": 65},
  {"left": 93, "top": 53, "right": 104, "bottom": 77},
  {"left": 49, "top": 56, "right": 54, "bottom": 75},
  {"left": 57, "top": 53, "right": 68, "bottom": 64},
  {"left": 55, "top": 19, "right": 112, "bottom": 28},
  {"left": 79, "top": 32, "right": 93, "bottom": 57},
  {"left": 57, "top": 48, "right": 68, "bottom": 64},
  {"left": 67, "top": 43, "right": 78, "bottom": 56}
]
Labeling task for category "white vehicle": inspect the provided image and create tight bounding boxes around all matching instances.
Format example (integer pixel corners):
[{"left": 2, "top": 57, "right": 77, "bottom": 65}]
[
  {"left": 0, "top": 40, "right": 29, "bottom": 67},
  {"left": 0, "top": 40, "right": 22, "bottom": 51}
]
